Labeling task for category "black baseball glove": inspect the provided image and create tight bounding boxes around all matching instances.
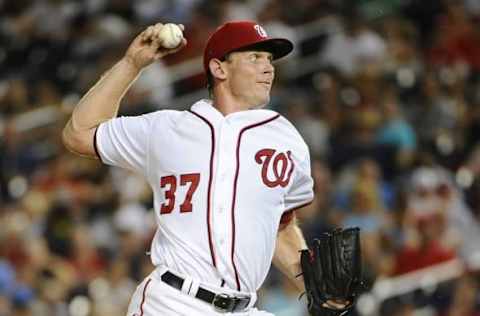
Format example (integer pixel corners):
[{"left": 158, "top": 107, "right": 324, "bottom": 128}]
[{"left": 300, "top": 227, "right": 364, "bottom": 316}]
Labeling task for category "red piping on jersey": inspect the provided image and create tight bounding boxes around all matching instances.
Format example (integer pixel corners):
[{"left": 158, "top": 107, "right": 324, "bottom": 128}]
[
  {"left": 231, "top": 114, "right": 280, "bottom": 291},
  {"left": 139, "top": 278, "right": 152, "bottom": 316},
  {"left": 188, "top": 110, "right": 217, "bottom": 267}
]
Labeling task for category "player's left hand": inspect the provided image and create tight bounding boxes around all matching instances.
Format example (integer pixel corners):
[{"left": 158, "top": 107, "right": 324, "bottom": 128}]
[
  {"left": 299, "top": 227, "right": 365, "bottom": 316},
  {"left": 323, "top": 300, "right": 350, "bottom": 309}
]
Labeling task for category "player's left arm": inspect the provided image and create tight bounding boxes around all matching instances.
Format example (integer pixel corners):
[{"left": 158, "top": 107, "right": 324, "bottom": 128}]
[
  {"left": 273, "top": 209, "right": 355, "bottom": 311},
  {"left": 272, "top": 211, "right": 307, "bottom": 292},
  {"left": 273, "top": 133, "right": 314, "bottom": 291}
]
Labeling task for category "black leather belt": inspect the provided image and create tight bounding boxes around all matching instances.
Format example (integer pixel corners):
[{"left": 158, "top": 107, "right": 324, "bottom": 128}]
[{"left": 160, "top": 271, "right": 251, "bottom": 313}]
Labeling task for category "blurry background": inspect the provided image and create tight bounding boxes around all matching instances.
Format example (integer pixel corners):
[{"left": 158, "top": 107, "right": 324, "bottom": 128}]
[{"left": 1, "top": 0, "right": 480, "bottom": 315}]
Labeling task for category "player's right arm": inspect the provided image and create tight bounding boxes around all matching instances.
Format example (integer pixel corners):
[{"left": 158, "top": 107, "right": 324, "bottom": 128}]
[{"left": 62, "top": 23, "right": 186, "bottom": 158}]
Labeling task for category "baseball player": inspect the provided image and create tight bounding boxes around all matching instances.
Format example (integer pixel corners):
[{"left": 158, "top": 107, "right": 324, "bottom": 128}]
[{"left": 63, "top": 21, "right": 316, "bottom": 315}]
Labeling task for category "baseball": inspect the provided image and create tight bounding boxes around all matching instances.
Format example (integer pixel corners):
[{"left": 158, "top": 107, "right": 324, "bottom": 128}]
[{"left": 159, "top": 23, "right": 183, "bottom": 49}]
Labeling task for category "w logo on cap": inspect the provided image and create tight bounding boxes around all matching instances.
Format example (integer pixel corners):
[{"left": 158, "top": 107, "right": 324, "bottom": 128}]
[{"left": 254, "top": 25, "right": 268, "bottom": 38}]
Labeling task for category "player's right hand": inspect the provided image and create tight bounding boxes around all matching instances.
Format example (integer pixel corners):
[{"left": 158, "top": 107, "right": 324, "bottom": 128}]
[{"left": 123, "top": 23, "right": 187, "bottom": 71}]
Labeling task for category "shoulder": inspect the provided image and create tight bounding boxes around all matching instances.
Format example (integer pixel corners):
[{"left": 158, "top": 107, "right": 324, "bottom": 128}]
[
  {"left": 274, "top": 114, "right": 302, "bottom": 135},
  {"left": 252, "top": 109, "right": 310, "bottom": 160},
  {"left": 141, "top": 109, "right": 182, "bottom": 120},
  {"left": 138, "top": 108, "right": 190, "bottom": 128},
  {"left": 273, "top": 114, "right": 310, "bottom": 155}
]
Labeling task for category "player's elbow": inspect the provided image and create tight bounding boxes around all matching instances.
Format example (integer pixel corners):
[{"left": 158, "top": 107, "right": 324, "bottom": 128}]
[{"left": 62, "top": 123, "right": 97, "bottom": 159}]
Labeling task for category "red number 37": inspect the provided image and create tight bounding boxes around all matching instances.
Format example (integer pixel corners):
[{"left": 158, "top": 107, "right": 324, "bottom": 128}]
[{"left": 160, "top": 173, "right": 200, "bottom": 214}]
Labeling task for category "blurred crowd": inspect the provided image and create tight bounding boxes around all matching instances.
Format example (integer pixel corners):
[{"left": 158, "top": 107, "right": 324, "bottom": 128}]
[{"left": 2, "top": 0, "right": 480, "bottom": 315}]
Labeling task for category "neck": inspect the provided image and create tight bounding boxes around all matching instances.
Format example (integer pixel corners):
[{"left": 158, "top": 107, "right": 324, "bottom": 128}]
[{"left": 212, "top": 87, "right": 253, "bottom": 116}]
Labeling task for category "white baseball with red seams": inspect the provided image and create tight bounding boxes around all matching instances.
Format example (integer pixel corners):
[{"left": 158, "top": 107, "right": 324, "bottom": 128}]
[
  {"left": 95, "top": 100, "right": 314, "bottom": 315},
  {"left": 159, "top": 23, "right": 183, "bottom": 49}
]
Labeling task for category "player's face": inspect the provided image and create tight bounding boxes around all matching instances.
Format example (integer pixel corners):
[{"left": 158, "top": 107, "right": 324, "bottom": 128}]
[{"left": 224, "top": 50, "right": 274, "bottom": 109}]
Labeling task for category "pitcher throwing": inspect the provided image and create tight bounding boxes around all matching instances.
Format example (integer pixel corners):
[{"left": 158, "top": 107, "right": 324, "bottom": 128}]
[{"left": 63, "top": 20, "right": 359, "bottom": 316}]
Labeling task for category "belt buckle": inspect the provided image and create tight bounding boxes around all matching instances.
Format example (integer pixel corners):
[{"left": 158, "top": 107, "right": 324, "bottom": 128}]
[{"left": 212, "top": 293, "right": 234, "bottom": 313}]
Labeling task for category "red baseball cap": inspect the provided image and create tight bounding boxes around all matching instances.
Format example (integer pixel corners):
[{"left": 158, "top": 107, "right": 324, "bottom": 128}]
[{"left": 203, "top": 20, "right": 294, "bottom": 74}]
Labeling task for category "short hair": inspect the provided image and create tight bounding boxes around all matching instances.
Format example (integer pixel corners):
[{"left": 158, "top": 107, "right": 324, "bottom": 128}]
[
  {"left": 207, "top": 71, "right": 214, "bottom": 96},
  {"left": 206, "top": 53, "right": 231, "bottom": 97}
]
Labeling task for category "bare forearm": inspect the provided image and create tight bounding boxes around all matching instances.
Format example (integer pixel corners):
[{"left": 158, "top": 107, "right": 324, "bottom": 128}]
[
  {"left": 62, "top": 58, "right": 141, "bottom": 157},
  {"left": 62, "top": 23, "right": 186, "bottom": 158},
  {"left": 69, "top": 58, "right": 140, "bottom": 131},
  {"left": 273, "top": 217, "right": 308, "bottom": 292}
]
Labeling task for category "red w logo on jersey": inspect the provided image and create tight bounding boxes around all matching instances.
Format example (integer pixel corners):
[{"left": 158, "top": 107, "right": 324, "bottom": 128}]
[{"left": 255, "top": 149, "right": 295, "bottom": 188}]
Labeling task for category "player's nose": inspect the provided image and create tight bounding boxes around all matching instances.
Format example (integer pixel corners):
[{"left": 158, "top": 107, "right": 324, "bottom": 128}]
[
  {"left": 262, "top": 62, "right": 274, "bottom": 78},
  {"left": 265, "top": 61, "right": 274, "bottom": 73}
]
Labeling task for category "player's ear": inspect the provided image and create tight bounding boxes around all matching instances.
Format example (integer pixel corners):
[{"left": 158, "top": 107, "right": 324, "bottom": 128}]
[{"left": 209, "top": 58, "right": 227, "bottom": 81}]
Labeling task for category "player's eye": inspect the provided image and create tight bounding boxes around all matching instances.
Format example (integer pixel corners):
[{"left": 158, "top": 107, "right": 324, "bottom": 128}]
[{"left": 247, "top": 53, "right": 273, "bottom": 64}]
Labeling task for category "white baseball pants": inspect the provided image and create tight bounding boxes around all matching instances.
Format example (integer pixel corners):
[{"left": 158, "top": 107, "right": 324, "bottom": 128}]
[{"left": 126, "top": 267, "right": 274, "bottom": 316}]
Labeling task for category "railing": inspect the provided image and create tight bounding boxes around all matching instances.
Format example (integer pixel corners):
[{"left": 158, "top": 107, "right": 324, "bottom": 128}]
[{"left": 356, "top": 254, "right": 480, "bottom": 315}]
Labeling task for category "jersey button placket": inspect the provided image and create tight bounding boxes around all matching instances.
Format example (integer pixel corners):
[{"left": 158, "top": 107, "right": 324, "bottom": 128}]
[
  {"left": 212, "top": 120, "right": 233, "bottom": 278},
  {"left": 221, "top": 121, "right": 238, "bottom": 287}
]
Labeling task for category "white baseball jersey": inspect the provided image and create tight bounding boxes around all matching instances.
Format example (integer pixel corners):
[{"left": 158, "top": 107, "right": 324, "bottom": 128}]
[{"left": 95, "top": 99, "right": 314, "bottom": 293}]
